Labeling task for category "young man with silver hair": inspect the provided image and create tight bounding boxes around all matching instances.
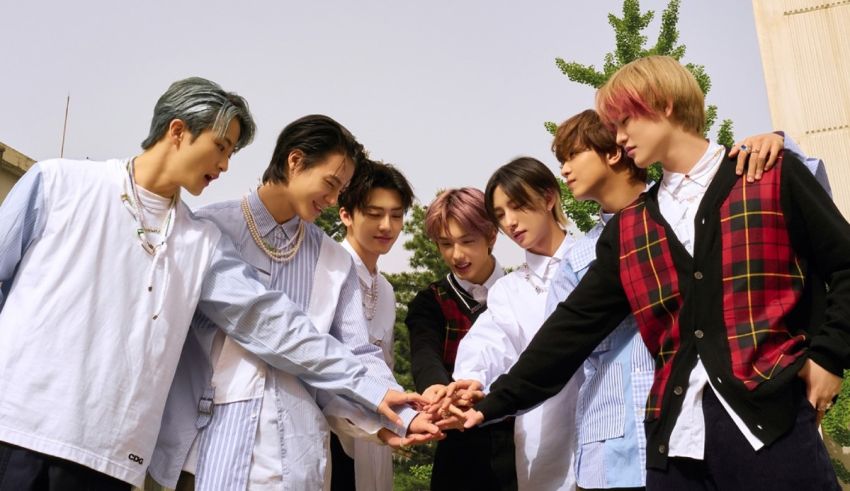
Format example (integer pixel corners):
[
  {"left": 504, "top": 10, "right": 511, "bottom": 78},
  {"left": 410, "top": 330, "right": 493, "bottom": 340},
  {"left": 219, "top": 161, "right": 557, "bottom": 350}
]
[{"left": 0, "top": 77, "right": 416, "bottom": 490}]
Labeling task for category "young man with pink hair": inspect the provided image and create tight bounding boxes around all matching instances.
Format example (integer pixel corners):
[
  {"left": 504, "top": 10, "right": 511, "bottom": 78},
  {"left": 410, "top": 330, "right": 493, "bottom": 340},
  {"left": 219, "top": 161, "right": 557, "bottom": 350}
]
[{"left": 406, "top": 188, "right": 517, "bottom": 490}]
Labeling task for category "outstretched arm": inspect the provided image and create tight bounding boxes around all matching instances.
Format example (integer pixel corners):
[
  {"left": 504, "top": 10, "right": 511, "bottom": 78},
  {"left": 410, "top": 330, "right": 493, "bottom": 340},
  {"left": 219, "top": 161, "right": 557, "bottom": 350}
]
[
  {"left": 0, "top": 164, "right": 47, "bottom": 309},
  {"left": 197, "top": 236, "right": 409, "bottom": 425},
  {"left": 470, "top": 223, "right": 632, "bottom": 425}
]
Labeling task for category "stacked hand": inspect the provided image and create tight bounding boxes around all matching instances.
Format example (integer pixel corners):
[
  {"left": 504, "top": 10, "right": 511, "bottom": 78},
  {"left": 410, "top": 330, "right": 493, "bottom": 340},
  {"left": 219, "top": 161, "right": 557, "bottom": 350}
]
[
  {"left": 419, "top": 380, "right": 487, "bottom": 431},
  {"left": 377, "top": 389, "right": 445, "bottom": 448}
]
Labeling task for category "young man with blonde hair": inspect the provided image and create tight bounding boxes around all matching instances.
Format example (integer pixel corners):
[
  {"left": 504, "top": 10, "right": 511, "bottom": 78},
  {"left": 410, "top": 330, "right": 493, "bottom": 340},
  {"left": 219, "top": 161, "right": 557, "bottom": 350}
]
[{"left": 467, "top": 56, "right": 847, "bottom": 490}]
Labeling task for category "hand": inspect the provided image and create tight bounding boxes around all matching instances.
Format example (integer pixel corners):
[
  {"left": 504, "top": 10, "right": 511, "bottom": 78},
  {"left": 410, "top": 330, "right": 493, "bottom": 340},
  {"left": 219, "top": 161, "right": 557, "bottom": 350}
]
[
  {"left": 422, "top": 384, "right": 448, "bottom": 404},
  {"left": 798, "top": 358, "right": 842, "bottom": 425},
  {"left": 462, "top": 409, "right": 485, "bottom": 429},
  {"left": 729, "top": 132, "right": 784, "bottom": 182},
  {"left": 445, "top": 379, "right": 483, "bottom": 400},
  {"left": 377, "top": 413, "right": 443, "bottom": 448},
  {"left": 434, "top": 413, "right": 467, "bottom": 432},
  {"left": 377, "top": 390, "right": 429, "bottom": 425}
]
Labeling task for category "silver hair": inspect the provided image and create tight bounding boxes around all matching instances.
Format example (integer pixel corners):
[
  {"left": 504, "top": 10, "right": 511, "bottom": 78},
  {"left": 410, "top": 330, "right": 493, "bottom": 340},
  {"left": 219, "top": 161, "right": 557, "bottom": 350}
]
[{"left": 141, "top": 77, "right": 256, "bottom": 151}]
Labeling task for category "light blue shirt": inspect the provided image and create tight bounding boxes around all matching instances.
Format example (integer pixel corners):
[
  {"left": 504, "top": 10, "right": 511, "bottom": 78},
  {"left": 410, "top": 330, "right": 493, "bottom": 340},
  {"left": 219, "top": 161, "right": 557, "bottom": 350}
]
[
  {"left": 1, "top": 164, "right": 391, "bottom": 489},
  {"left": 159, "top": 191, "right": 413, "bottom": 490}
]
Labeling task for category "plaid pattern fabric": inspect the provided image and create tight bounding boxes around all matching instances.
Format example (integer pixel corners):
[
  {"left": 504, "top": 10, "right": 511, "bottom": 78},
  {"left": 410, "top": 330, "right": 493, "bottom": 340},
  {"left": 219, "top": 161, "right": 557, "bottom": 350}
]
[
  {"left": 618, "top": 197, "right": 684, "bottom": 419},
  {"left": 720, "top": 153, "right": 807, "bottom": 390},
  {"left": 431, "top": 280, "right": 480, "bottom": 369}
]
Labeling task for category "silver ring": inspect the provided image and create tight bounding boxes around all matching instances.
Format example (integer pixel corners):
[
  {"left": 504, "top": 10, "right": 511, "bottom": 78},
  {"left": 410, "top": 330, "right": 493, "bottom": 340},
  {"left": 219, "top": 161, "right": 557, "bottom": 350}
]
[{"left": 739, "top": 144, "right": 749, "bottom": 153}]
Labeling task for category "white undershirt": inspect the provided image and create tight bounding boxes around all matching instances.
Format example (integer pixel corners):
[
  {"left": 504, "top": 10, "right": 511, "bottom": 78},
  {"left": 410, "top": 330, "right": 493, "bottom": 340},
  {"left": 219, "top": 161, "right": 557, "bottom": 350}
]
[{"left": 658, "top": 142, "right": 764, "bottom": 459}]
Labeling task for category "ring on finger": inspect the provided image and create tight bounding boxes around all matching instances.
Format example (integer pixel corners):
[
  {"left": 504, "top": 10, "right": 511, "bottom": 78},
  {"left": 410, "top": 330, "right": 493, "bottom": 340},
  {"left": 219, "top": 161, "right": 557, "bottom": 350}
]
[{"left": 740, "top": 144, "right": 749, "bottom": 153}]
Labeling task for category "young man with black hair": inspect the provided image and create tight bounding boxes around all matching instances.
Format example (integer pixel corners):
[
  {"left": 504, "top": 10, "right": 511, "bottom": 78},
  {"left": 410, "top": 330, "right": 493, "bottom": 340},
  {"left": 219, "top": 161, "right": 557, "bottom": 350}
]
[{"left": 330, "top": 159, "right": 416, "bottom": 490}]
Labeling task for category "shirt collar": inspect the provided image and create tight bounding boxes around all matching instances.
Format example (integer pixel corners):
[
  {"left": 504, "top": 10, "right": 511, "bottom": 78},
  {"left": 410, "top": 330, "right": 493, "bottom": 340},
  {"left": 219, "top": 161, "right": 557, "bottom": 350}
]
[
  {"left": 454, "top": 258, "right": 504, "bottom": 296},
  {"left": 342, "top": 238, "right": 378, "bottom": 286},
  {"left": 525, "top": 232, "right": 573, "bottom": 280},
  {"left": 247, "top": 189, "right": 301, "bottom": 238},
  {"left": 661, "top": 141, "right": 725, "bottom": 193}
]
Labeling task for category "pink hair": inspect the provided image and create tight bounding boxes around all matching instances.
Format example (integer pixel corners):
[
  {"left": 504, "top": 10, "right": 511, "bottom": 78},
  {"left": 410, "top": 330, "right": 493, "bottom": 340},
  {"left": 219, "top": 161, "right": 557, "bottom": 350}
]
[{"left": 425, "top": 188, "right": 496, "bottom": 242}]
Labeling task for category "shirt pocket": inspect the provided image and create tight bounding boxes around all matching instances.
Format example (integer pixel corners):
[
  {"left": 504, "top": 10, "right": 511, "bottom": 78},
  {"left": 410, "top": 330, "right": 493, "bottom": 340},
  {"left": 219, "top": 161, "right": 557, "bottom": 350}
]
[{"left": 578, "top": 361, "right": 625, "bottom": 444}]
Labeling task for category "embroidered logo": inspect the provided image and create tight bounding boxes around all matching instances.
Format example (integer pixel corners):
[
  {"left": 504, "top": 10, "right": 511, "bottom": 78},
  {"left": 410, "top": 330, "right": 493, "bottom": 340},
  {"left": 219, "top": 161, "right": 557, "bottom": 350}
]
[{"left": 128, "top": 453, "right": 144, "bottom": 465}]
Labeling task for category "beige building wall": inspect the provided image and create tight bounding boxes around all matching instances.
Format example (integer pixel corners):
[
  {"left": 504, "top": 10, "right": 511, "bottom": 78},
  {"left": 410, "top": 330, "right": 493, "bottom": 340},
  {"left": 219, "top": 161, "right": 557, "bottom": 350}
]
[
  {"left": 0, "top": 142, "right": 36, "bottom": 203},
  {"left": 752, "top": 0, "right": 850, "bottom": 218}
]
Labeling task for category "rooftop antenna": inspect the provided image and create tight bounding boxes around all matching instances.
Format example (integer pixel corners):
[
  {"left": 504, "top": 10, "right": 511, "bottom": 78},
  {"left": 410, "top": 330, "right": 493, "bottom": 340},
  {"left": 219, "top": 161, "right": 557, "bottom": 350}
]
[{"left": 60, "top": 93, "right": 70, "bottom": 158}]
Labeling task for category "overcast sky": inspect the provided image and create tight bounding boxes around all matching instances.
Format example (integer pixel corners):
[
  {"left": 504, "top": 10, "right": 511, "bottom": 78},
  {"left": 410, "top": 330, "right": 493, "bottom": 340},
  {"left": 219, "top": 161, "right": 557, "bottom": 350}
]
[{"left": 0, "top": 0, "right": 772, "bottom": 271}]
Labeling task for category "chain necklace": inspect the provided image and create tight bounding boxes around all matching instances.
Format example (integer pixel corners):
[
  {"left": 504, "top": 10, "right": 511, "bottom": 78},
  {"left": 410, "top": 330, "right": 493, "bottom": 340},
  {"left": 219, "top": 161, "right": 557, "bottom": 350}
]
[
  {"left": 359, "top": 272, "right": 379, "bottom": 321},
  {"left": 121, "top": 159, "right": 177, "bottom": 256},
  {"left": 519, "top": 263, "right": 547, "bottom": 294},
  {"left": 445, "top": 274, "right": 484, "bottom": 314},
  {"left": 241, "top": 196, "right": 305, "bottom": 263}
]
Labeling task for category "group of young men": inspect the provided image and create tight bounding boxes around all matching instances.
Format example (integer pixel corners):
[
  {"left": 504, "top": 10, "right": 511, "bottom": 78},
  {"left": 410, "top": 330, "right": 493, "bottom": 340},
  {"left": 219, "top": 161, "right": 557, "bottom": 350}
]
[{"left": 0, "top": 54, "right": 846, "bottom": 491}]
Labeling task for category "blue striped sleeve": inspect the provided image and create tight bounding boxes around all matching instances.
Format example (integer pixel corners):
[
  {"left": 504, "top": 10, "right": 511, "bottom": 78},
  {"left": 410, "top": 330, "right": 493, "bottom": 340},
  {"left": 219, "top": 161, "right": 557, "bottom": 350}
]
[
  {"left": 197, "top": 234, "right": 388, "bottom": 411},
  {"left": 0, "top": 164, "right": 47, "bottom": 309}
]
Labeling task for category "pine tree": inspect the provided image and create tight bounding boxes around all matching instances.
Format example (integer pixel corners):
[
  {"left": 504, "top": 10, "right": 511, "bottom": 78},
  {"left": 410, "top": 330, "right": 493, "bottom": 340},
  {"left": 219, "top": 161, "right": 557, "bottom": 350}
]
[{"left": 547, "top": 0, "right": 735, "bottom": 232}]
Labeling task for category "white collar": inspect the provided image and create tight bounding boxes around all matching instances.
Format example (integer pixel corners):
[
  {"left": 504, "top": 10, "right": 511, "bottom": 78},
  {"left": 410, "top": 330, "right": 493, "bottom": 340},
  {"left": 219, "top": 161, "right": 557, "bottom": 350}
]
[
  {"left": 341, "top": 238, "right": 378, "bottom": 286},
  {"left": 454, "top": 258, "right": 504, "bottom": 295},
  {"left": 525, "top": 233, "right": 573, "bottom": 280},
  {"left": 661, "top": 141, "right": 725, "bottom": 195}
]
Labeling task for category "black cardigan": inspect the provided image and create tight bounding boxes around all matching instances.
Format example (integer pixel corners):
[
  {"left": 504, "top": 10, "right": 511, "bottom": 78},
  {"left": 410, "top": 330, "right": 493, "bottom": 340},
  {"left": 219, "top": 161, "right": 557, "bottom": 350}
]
[{"left": 476, "top": 151, "right": 850, "bottom": 469}]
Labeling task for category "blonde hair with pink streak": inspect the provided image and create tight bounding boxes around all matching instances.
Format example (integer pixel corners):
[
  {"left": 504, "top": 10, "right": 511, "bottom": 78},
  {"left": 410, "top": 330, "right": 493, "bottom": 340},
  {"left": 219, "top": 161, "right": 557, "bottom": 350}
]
[{"left": 596, "top": 55, "right": 705, "bottom": 135}]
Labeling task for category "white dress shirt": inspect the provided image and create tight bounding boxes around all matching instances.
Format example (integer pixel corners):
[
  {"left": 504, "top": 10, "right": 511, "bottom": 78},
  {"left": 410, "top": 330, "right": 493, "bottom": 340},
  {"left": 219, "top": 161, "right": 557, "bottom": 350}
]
[
  {"left": 657, "top": 141, "right": 764, "bottom": 459},
  {"left": 454, "top": 234, "right": 581, "bottom": 491}
]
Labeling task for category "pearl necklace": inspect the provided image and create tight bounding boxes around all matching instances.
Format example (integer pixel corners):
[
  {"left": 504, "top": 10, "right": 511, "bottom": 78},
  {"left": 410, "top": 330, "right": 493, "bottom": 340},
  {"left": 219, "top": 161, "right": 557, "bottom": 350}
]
[
  {"left": 359, "top": 272, "right": 379, "bottom": 321},
  {"left": 121, "top": 159, "right": 177, "bottom": 256},
  {"left": 241, "top": 196, "right": 305, "bottom": 263}
]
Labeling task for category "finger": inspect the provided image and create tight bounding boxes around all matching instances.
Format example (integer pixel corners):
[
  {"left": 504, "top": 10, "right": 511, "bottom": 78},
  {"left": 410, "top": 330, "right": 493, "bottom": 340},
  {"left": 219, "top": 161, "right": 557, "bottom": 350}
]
[
  {"left": 748, "top": 147, "right": 765, "bottom": 182},
  {"left": 445, "top": 381, "right": 458, "bottom": 398},
  {"left": 431, "top": 386, "right": 447, "bottom": 403},
  {"left": 729, "top": 143, "right": 741, "bottom": 158},
  {"left": 731, "top": 143, "right": 745, "bottom": 175},
  {"left": 377, "top": 402, "right": 403, "bottom": 427},
  {"left": 463, "top": 410, "right": 484, "bottom": 429},
  {"left": 448, "top": 404, "right": 466, "bottom": 418},
  {"left": 736, "top": 145, "right": 749, "bottom": 177},
  {"left": 405, "top": 392, "right": 429, "bottom": 408},
  {"left": 763, "top": 141, "right": 780, "bottom": 172}
]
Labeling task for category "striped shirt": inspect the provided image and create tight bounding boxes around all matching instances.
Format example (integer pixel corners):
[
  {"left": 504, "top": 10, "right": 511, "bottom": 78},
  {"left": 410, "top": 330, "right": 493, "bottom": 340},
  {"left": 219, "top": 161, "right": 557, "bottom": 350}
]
[{"left": 185, "top": 191, "right": 414, "bottom": 490}]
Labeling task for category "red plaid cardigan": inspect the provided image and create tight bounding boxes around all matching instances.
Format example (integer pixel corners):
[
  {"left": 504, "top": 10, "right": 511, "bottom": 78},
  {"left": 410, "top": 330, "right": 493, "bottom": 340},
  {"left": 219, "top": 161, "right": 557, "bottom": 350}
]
[
  {"left": 478, "top": 151, "right": 850, "bottom": 469},
  {"left": 407, "top": 275, "right": 487, "bottom": 393},
  {"left": 618, "top": 152, "right": 807, "bottom": 422}
]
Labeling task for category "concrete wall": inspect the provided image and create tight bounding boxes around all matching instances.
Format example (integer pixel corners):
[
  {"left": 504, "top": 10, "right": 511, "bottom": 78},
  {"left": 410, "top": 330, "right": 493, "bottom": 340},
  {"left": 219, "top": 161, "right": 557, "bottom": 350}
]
[
  {"left": 752, "top": 0, "right": 850, "bottom": 218},
  {"left": 0, "top": 141, "right": 35, "bottom": 203}
]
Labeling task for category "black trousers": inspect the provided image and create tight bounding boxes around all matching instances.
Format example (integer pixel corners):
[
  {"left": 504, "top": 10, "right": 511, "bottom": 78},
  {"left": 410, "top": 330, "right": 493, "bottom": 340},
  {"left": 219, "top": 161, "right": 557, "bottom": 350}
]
[
  {"left": 0, "top": 442, "right": 129, "bottom": 491},
  {"left": 329, "top": 433, "right": 356, "bottom": 491},
  {"left": 646, "top": 386, "right": 840, "bottom": 491},
  {"left": 430, "top": 418, "right": 517, "bottom": 491}
]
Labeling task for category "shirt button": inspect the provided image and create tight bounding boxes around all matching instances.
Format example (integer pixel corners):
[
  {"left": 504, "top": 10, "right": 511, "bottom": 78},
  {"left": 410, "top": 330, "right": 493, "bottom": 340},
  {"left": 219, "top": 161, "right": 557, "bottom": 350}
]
[
  {"left": 673, "top": 386, "right": 684, "bottom": 396},
  {"left": 694, "top": 330, "right": 705, "bottom": 339},
  {"left": 694, "top": 271, "right": 704, "bottom": 280},
  {"left": 658, "top": 444, "right": 667, "bottom": 454}
]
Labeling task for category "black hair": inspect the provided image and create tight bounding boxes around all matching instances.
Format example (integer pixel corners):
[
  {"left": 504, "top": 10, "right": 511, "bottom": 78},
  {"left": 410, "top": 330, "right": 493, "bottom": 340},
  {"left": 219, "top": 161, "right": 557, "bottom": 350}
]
[{"left": 262, "top": 114, "right": 363, "bottom": 184}]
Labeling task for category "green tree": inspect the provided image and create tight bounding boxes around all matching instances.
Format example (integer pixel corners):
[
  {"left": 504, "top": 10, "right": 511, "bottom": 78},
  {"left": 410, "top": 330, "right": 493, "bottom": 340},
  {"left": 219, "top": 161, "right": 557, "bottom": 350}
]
[
  {"left": 546, "top": 0, "right": 735, "bottom": 232},
  {"left": 314, "top": 205, "right": 346, "bottom": 242}
]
